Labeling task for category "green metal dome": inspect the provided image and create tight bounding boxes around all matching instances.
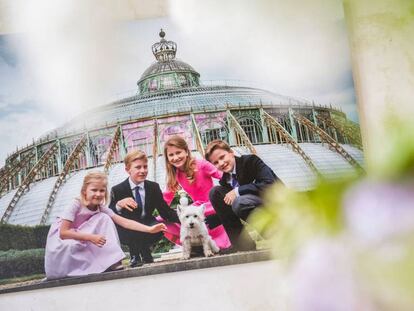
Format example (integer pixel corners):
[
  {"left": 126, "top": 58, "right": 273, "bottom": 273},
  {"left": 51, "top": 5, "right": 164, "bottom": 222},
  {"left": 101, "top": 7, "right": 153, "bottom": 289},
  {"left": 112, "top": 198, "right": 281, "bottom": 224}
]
[{"left": 137, "top": 29, "right": 200, "bottom": 94}]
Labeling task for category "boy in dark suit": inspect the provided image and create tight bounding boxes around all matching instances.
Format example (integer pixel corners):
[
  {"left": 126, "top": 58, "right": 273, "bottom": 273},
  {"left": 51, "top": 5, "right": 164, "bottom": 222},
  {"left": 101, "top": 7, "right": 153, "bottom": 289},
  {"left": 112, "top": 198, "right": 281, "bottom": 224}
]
[
  {"left": 205, "top": 140, "right": 281, "bottom": 252},
  {"left": 109, "top": 150, "right": 179, "bottom": 266}
]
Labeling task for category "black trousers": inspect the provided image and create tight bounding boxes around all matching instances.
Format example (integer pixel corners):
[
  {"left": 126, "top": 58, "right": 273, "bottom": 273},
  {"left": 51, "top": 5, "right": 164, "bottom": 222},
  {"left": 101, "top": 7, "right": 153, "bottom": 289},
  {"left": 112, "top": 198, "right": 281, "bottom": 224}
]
[
  {"left": 116, "top": 220, "right": 162, "bottom": 256},
  {"left": 209, "top": 185, "right": 259, "bottom": 250}
]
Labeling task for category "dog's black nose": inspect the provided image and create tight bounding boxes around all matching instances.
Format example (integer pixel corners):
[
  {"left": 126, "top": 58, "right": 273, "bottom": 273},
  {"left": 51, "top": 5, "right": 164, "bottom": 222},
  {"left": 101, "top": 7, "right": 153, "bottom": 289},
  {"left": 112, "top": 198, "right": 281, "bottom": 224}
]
[{"left": 189, "top": 223, "right": 194, "bottom": 228}]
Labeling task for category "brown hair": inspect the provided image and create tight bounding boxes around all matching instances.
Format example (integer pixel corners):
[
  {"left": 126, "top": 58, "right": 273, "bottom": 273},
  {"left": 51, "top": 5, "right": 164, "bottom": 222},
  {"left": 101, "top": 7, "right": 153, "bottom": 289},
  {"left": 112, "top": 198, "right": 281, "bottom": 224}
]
[
  {"left": 124, "top": 150, "right": 148, "bottom": 169},
  {"left": 164, "top": 135, "right": 196, "bottom": 192},
  {"left": 205, "top": 140, "right": 232, "bottom": 162},
  {"left": 80, "top": 171, "right": 109, "bottom": 206}
]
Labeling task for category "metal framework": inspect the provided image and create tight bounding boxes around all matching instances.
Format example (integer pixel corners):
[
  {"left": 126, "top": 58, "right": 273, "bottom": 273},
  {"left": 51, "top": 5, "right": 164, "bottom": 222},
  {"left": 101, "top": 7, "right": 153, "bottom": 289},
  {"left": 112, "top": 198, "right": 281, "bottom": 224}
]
[
  {"left": 152, "top": 119, "right": 158, "bottom": 182},
  {"left": 1, "top": 142, "right": 59, "bottom": 223},
  {"left": 0, "top": 152, "right": 36, "bottom": 196},
  {"left": 316, "top": 114, "right": 362, "bottom": 148},
  {"left": 293, "top": 113, "right": 364, "bottom": 172},
  {"left": 0, "top": 166, "right": 6, "bottom": 181},
  {"left": 262, "top": 110, "right": 320, "bottom": 175},
  {"left": 191, "top": 113, "right": 205, "bottom": 157},
  {"left": 227, "top": 110, "right": 257, "bottom": 154},
  {"left": 0, "top": 165, "right": 11, "bottom": 194},
  {"left": 40, "top": 136, "right": 87, "bottom": 225},
  {"left": 103, "top": 126, "right": 121, "bottom": 174}
]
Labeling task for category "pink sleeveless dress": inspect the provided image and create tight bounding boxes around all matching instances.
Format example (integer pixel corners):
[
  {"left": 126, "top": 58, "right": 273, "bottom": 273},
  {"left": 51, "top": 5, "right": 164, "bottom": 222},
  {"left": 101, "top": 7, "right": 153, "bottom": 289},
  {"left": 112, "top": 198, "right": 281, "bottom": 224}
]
[{"left": 161, "top": 159, "right": 231, "bottom": 249}]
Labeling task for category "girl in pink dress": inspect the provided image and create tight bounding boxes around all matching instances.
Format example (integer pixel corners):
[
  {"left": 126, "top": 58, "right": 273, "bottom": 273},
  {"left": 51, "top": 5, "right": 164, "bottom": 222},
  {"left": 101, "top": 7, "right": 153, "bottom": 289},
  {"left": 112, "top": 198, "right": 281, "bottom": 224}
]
[
  {"left": 45, "top": 171, "right": 166, "bottom": 280},
  {"left": 161, "top": 136, "right": 231, "bottom": 249}
]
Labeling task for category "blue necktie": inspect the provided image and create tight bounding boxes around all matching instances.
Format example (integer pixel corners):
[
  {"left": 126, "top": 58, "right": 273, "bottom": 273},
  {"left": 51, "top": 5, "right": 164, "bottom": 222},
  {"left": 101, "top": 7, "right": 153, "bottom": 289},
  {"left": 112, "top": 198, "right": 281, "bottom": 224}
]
[
  {"left": 134, "top": 186, "right": 144, "bottom": 218},
  {"left": 231, "top": 174, "right": 239, "bottom": 188}
]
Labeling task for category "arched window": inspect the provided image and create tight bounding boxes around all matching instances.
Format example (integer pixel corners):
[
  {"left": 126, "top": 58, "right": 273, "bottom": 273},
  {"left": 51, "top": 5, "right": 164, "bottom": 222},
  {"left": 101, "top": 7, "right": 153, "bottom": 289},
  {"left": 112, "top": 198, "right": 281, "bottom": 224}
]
[
  {"left": 201, "top": 128, "right": 227, "bottom": 145},
  {"left": 199, "top": 120, "right": 228, "bottom": 145},
  {"left": 125, "top": 130, "right": 152, "bottom": 155},
  {"left": 238, "top": 117, "right": 263, "bottom": 144}
]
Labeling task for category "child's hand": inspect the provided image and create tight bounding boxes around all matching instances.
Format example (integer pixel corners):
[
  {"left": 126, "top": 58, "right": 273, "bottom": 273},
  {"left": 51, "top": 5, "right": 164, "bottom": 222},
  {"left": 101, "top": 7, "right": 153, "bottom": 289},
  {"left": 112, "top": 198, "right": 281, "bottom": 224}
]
[
  {"left": 90, "top": 234, "right": 106, "bottom": 247},
  {"left": 149, "top": 223, "right": 167, "bottom": 233},
  {"left": 117, "top": 198, "right": 137, "bottom": 212},
  {"left": 224, "top": 189, "right": 237, "bottom": 205}
]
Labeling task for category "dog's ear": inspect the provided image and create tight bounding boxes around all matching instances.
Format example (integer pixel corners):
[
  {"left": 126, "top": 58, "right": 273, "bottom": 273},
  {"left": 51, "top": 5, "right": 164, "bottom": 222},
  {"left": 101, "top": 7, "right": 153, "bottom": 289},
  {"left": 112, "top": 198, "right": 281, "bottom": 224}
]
[
  {"left": 198, "top": 204, "right": 206, "bottom": 214},
  {"left": 176, "top": 204, "right": 183, "bottom": 216}
]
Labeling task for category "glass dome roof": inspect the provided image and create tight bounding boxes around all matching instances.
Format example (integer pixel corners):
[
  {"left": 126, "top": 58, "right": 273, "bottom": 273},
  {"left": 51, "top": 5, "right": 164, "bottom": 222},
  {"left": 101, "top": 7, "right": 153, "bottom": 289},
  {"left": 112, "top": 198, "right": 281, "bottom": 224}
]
[
  {"left": 139, "top": 59, "right": 199, "bottom": 79},
  {"left": 137, "top": 29, "right": 200, "bottom": 94}
]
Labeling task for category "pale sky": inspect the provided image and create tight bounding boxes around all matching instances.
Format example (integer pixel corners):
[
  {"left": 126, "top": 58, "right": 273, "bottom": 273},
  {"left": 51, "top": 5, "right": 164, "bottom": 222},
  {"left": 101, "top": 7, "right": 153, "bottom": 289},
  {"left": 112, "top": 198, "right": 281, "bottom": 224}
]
[{"left": 0, "top": 0, "right": 358, "bottom": 165}]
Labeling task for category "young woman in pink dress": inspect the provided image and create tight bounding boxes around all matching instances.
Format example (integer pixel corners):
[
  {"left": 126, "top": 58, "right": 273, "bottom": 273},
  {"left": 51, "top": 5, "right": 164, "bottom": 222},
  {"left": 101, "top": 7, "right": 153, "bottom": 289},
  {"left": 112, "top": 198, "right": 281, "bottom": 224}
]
[
  {"left": 161, "top": 136, "right": 231, "bottom": 249},
  {"left": 45, "top": 171, "right": 166, "bottom": 279}
]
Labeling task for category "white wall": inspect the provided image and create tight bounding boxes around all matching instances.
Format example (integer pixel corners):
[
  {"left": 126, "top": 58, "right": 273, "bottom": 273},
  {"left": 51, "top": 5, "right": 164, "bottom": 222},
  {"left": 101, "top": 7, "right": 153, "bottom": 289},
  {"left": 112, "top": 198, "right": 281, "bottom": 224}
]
[{"left": 1, "top": 261, "right": 287, "bottom": 311}]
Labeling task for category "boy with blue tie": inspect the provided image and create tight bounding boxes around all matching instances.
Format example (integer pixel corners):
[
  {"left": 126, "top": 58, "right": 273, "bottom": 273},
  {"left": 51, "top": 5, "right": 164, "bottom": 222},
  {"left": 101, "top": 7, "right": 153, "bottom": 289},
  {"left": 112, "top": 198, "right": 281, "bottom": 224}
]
[
  {"left": 205, "top": 140, "right": 281, "bottom": 252},
  {"left": 109, "top": 150, "right": 179, "bottom": 266}
]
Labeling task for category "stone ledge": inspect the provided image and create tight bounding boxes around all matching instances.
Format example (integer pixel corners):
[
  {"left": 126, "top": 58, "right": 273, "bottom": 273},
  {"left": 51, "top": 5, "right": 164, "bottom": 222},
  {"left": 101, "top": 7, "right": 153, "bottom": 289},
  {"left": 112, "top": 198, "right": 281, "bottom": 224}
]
[{"left": 0, "top": 250, "right": 271, "bottom": 295}]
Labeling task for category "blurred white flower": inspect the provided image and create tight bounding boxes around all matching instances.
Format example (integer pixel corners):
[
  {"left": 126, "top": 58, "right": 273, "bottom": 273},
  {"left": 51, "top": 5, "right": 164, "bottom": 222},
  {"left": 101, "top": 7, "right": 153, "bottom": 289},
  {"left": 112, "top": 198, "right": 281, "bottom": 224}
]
[
  {"left": 343, "top": 181, "right": 414, "bottom": 245},
  {"left": 289, "top": 237, "right": 373, "bottom": 311}
]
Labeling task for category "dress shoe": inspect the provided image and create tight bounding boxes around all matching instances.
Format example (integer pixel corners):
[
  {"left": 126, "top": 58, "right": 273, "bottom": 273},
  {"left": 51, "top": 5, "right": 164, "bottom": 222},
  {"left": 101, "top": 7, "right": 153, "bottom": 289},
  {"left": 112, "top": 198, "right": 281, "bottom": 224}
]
[
  {"left": 104, "top": 261, "right": 124, "bottom": 272},
  {"left": 140, "top": 248, "right": 154, "bottom": 263},
  {"left": 109, "top": 261, "right": 124, "bottom": 271},
  {"left": 129, "top": 255, "right": 144, "bottom": 268}
]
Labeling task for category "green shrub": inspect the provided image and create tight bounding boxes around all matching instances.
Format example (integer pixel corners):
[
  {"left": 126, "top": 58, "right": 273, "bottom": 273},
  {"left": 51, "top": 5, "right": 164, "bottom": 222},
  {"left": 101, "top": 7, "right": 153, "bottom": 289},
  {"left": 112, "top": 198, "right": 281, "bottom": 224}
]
[
  {"left": 152, "top": 237, "right": 174, "bottom": 254},
  {"left": 33, "top": 225, "right": 51, "bottom": 248},
  {"left": 0, "top": 224, "right": 50, "bottom": 250},
  {"left": 0, "top": 249, "right": 45, "bottom": 279}
]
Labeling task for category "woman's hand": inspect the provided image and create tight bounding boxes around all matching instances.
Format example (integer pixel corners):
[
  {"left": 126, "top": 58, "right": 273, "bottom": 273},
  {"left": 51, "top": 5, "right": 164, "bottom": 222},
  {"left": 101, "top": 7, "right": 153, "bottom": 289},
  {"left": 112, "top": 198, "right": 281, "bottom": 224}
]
[
  {"left": 148, "top": 223, "right": 167, "bottom": 233},
  {"left": 89, "top": 234, "right": 106, "bottom": 247}
]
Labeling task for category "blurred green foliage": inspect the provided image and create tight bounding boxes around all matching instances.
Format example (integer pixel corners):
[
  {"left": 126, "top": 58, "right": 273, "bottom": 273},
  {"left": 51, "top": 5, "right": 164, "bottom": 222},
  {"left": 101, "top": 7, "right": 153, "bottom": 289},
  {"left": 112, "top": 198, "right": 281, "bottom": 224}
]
[
  {"left": 251, "top": 177, "right": 358, "bottom": 259},
  {"left": 376, "top": 115, "right": 414, "bottom": 179},
  {"left": 250, "top": 115, "right": 414, "bottom": 309}
]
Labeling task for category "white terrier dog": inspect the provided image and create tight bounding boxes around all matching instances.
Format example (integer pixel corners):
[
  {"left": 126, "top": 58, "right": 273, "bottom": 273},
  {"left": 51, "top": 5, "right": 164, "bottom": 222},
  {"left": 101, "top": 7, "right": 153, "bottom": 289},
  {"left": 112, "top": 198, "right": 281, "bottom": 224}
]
[{"left": 177, "top": 203, "right": 220, "bottom": 260}]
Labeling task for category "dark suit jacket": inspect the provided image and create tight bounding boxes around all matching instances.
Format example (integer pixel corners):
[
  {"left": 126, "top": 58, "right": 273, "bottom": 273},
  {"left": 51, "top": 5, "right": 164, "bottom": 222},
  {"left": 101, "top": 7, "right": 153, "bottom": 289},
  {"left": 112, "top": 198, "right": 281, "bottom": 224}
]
[
  {"left": 219, "top": 154, "right": 280, "bottom": 197},
  {"left": 109, "top": 178, "right": 179, "bottom": 225}
]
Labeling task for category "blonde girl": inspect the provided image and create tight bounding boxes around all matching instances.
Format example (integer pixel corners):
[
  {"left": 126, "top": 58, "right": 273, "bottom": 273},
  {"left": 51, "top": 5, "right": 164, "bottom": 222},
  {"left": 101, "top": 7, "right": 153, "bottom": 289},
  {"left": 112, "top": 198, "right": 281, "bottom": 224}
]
[{"left": 45, "top": 171, "right": 165, "bottom": 279}]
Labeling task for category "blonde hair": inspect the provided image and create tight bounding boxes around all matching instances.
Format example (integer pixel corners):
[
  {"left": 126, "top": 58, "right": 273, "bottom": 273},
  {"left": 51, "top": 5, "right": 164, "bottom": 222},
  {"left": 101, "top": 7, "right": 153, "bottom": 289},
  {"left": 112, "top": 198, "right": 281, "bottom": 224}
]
[
  {"left": 164, "top": 135, "right": 196, "bottom": 192},
  {"left": 80, "top": 171, "right": 109, "bottom": 206},
  {"left": 124, "top": 150, "right": 148, "bottom": 169}
]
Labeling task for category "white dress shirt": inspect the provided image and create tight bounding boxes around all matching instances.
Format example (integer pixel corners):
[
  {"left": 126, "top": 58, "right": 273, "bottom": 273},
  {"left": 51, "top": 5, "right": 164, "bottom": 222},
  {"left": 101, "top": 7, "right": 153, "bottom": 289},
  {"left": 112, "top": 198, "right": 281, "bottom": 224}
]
[{"left": 116, "top": 178, "right": 146, "bottom": 216}]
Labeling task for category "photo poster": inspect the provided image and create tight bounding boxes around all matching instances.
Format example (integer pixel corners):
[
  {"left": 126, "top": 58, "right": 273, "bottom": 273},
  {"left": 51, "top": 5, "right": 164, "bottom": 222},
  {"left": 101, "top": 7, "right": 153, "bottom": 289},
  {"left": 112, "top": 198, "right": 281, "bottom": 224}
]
[{"left": 0, "top": 0, "right": 363, "bottom": 278}]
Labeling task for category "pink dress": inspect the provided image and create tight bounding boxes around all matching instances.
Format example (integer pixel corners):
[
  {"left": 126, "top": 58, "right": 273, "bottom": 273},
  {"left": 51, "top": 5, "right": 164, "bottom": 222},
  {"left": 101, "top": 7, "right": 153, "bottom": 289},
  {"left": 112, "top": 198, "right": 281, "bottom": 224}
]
[
  {"left": 44, "top": 198, "right": 125, "bottom": 280},
  {"left": 162, "top": 159, "right": 231, "bottom": 249}
]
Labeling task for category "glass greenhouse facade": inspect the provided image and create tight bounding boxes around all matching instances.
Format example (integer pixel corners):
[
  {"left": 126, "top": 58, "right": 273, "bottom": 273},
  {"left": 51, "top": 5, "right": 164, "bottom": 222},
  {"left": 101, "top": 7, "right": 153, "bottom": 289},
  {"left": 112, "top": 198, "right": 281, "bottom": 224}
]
[{"left": 0, "top": 30, "right": 363, "bottom": 226}]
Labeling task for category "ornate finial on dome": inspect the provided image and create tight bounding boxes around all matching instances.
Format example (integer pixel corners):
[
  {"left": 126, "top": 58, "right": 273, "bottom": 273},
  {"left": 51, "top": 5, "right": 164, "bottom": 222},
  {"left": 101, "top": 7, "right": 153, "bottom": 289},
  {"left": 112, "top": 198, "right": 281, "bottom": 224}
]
[
  {"left": 159, "top": 28, "right": 165, "bottom": 39},
  {"left": 152, "top": 29, "right": 177, "bottom": 62}
]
